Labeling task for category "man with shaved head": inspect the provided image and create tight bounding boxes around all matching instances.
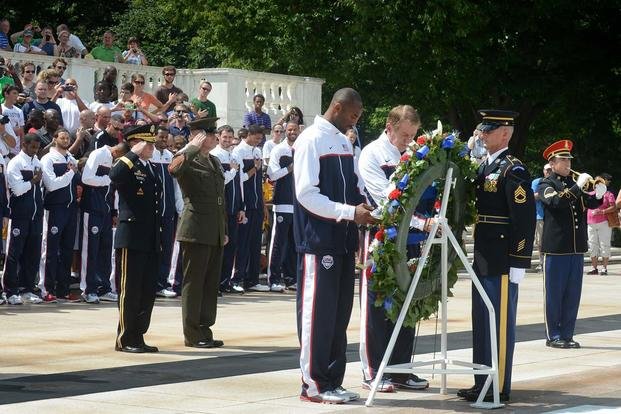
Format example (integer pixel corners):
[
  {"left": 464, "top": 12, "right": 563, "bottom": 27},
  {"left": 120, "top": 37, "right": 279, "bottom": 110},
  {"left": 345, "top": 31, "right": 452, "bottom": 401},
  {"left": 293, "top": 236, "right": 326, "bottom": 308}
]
[{"left": 294, "top": 87, "right": 375, "bottom": 404}]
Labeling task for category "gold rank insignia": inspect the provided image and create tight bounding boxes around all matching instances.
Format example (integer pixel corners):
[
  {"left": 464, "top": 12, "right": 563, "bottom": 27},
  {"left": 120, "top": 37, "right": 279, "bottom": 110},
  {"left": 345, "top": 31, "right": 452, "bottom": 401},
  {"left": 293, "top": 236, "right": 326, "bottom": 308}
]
[
  {"left": 514, "top": 185, "right": 526, "bottom": 203},
  {"left": 136, "top": 188, "right": 144, "bottom": 195}
]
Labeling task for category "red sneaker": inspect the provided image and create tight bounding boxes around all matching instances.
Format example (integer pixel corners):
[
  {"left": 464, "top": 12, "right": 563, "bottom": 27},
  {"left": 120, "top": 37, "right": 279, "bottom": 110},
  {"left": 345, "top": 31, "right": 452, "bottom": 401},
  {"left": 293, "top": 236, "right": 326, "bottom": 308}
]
[{"left": 43, "top": 293, "right": 58, "bottom": 303}]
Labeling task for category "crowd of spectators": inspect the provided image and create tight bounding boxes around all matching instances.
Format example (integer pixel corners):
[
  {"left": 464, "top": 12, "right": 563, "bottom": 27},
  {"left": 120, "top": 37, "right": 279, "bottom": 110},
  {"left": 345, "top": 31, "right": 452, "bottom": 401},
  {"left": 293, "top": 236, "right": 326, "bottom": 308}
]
[{"left": 0, "top": 20, "right": 308, "bottom": 304}]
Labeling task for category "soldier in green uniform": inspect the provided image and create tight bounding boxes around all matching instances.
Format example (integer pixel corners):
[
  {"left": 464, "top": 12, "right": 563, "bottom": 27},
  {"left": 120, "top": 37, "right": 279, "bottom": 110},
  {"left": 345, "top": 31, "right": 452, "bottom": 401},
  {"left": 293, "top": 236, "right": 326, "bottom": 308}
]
[{"left": 169, "top": 118, "right": 227, "bottom": 348}]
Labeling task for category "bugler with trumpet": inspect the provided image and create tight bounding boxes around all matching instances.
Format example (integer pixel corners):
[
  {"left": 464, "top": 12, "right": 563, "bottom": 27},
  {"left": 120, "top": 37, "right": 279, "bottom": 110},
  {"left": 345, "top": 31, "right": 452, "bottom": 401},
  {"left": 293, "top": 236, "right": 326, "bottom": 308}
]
[{"left": 569, "top": 169, "right": 607, "bottom": 197}]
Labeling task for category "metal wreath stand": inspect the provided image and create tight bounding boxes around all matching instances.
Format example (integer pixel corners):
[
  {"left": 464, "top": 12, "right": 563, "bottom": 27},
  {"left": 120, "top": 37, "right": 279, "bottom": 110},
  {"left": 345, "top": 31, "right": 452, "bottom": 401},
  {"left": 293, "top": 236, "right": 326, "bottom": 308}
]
[{"left": 365, "top": 166, "right": 504, "bottom": 409}]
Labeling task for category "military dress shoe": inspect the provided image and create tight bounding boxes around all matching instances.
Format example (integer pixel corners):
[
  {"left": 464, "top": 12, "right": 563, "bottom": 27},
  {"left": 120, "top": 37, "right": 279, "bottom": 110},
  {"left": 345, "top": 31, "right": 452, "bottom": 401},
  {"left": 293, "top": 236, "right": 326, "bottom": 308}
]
[
  {"left": 463, "top": 389, "right": 509, "bottom": 403},
  {"left": 185, "top": 339, "right": 224, "bottom": 348},
  {"left": 564, "top": 339, "right": 581, "bottom": 348},
  {"left": 546, "top": 338, "right": 568, "bottom": 348},
  {"left": 116, "top": 345, "right": 147, "bottom": 353},
  {"left": 457, "top": 384, "right": 480, "bottom": 398},
  {"left": 141, "top": 343, "right": 159, "bottom": 353}
]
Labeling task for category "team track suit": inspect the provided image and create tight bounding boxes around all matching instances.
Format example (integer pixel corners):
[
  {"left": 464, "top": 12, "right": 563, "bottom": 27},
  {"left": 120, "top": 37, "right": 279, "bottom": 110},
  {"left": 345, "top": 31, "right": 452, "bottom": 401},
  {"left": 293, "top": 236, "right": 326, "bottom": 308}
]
[
  {"left": 231, "top": 140, "right": 263, "bottom": 289},
  {"left": 293, "top": 115, "right": 367, "bottom": 398},
  {"left": 267, "top": 140, "right": 296, "bottom": 288},
  {"left": 210, "top": 144, "right": 244, "bottom": 290},
  {"left": 38, "top": 148, "right": 79, "bottom": 298},
  {"left": 150, "top": 148, "right": 183, "bottom": 292},
  {"left": 80, "top": 146, "right": 115, "bottom": 296},
  {"left": 2, "top": 150, "right": 43, "bottom": 298},
  {"left": 357, "top": 132, "right": 435, "bottom": 389}
]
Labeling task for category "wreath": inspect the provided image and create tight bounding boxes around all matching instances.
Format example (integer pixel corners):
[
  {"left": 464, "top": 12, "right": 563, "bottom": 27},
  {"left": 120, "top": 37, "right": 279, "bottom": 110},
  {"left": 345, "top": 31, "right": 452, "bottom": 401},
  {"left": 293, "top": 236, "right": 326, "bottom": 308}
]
[{"left": 368, "top": 122, "right": 477, "bottom": 328}]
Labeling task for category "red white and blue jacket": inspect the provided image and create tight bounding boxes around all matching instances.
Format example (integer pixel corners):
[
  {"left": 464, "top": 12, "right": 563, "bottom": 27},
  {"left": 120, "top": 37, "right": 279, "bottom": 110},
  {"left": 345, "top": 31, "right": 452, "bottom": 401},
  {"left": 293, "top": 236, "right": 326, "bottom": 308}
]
[
  {"left": 40, "top": 147, "right": 78, "bottom": 209},
  {"left": 267, "top": 140, "right": 294, "bottom": 213},
  {"left": 211, "top": 144, "right": 244, "bottom": 216},
  {"left": 293, "top": 115, "right": 367, "bottom": 255},
  {"left": 232, "top": 139, "right": 263, "bottom": 211},
  {"left": 6, "top": 150, "right": 43, "bottom": 220}
]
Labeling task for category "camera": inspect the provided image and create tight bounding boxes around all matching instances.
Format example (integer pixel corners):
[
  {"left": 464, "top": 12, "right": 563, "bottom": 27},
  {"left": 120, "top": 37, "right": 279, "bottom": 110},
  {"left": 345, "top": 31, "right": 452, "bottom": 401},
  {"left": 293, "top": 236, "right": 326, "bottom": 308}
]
[
  {"left": 132, "top": 48, "right": 138, "bottom": 53},
  {"left": 45, "top": 34, "right": 51, "bottom": 41},
  {"left": 0, "top": 115, "right": 10, "bottom": 125},
  {"left": 63, "top": 85, "right": 75, "bottom": 92},
  {"left": 124, "top": 103, "right": 136, "bottom": 110}
]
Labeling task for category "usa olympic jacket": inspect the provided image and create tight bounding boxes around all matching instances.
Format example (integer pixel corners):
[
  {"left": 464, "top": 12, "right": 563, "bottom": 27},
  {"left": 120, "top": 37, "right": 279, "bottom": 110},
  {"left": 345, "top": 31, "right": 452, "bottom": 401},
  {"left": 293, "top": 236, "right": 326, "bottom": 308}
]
[
  {"left": 0, "top": 156, "right": 9, "bottom": 217},
  {"left": 358, "top": 131, "right": 436, "bottom": 233},
  {"left": 210, "top": 144, "right": 244, "bottom": 216},
  {"left": 80, "top": 145, "right": 115, "bottom": 215},
  {"left": 538, "top": 172, "right": 602, "bottom": 254},
  {"left": 150, "top": 148, "right": 183, "bottom": 218},
  {"left": 293, "top": 115, "right": 366, "bottom": 255},
  {"left": 40, "top": 147, "right": 79, "bottom": 209},
  {"left": 267, "top": 140, "right": 294, "bottom": 213},
  {"left": 231, "top": 139, "right": 263, "bottom": 210},
  {"left": 6, "top": 150, "right": 43, "bottom": 220}
]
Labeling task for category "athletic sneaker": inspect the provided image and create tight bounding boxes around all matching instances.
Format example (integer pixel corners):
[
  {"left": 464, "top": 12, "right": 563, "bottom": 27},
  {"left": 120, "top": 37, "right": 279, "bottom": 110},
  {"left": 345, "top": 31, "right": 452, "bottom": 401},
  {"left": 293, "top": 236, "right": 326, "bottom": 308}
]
[
  {"left": 391, "top": 374, "right": 429, "bottom": 390},
  {"left": 600, "top": 269, "right": 608, "bottom": 276},
  {"left": 42, "top": 293, "right": 58, "bottom": 303},
  {"left": 156, "top": 288, "right": 177, "bottom": 298},
  {"left": 7, "top": 294, "right": 22, "bottom": 305},
  {"left": 22, "top": 292, "right": 43, "bottom": 304},
  {"left": 300, "top": 389, "right": 347, "bottom": 404},
  {"left": 587, "top": 268, "right": 599, "bottom": 275},
  {"left": 270, "top": 283, "right": 285, "bottom": 292},
  {"left": 0, "top": 293, "right": 6, "bottom": 305},
  {"left": 82, "top": 293, "right": 100, "bottom": 303},
  {"left": 362, "top": 378, "right": 395, "bottom": 393},
  {"left": 286, "top": 283, "right": 297, "bottom": 291},
  {"left": 231, "top": 284, "right": 245, "bottom": 294},
  {"left": 247, "top": 283, "right": 270, "bottom": 292},
  {"left": 334, "top": 386, "right": 360, "bottom": 401},
  {"left": 99, "top": 292, "right": 118, "bottom": 302}
]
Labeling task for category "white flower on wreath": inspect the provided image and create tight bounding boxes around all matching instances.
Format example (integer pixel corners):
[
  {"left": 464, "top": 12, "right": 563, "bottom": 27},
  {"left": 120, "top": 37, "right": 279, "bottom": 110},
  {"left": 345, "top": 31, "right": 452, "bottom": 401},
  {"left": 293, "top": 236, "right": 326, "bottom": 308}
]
[{"left": 369, "top": 239, "right": 382, "bottom": 253}]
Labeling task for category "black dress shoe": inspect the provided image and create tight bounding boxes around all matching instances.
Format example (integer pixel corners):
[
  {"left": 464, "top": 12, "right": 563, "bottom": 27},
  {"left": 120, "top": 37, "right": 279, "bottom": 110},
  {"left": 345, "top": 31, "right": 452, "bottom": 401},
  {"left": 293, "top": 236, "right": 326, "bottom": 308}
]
[
  {"left": 457, "top": 385, "right": 480, "bottom": 398},
  {"left": 141, "top": 343, "right": 159, "bottom": 353},
  {"left": 546, "top": 338, "right": 568, "bottom": 348},
  {"left": 463, "top": 389, "right": 509, "bottom": 402},
  {"left": 116, "top": 345, "right": 146, "bottom": 353},
  {"left": 564, "top": 339, "right": 581, "bottom": 348},
  {"left": 185, "top": 339, "right": 224, "bottom": 348}
]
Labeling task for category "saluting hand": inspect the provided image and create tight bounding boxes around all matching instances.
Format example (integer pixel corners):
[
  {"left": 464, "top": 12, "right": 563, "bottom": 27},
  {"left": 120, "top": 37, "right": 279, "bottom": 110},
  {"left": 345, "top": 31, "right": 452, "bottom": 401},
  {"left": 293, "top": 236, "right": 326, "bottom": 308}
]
[
  {"left": 189, "top": 133, "right": 207, "bottom": 149},
  {"left": 353, "top": 203, "right": 377, "bottom": 226},
  {"left": 131, "top": 140, "right": 149, "bottom": 156}
]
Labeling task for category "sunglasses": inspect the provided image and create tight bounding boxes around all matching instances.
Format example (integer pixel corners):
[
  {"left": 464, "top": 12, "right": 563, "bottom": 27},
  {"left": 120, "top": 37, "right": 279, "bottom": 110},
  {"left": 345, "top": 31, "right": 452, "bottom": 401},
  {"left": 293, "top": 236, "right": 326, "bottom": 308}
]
[
  {"left": 24, "top": 70, "right": 35, "bottom": 74},
  {"left": 47, "top": 80, "right": 58, "bottom": 85},
  {"left": 164, "top": 73, "right": 175, "bottom": 76},
  {"left": 65, "top": 83, "right": 76, "bottom": 86},
  {"left": 133, "top": 80, "right": 145, "bottom": 84}
]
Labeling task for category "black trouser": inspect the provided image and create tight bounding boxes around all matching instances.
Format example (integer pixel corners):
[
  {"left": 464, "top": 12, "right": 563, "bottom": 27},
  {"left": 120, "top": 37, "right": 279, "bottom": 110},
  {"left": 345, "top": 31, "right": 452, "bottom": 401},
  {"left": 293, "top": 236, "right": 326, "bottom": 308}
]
[{"left": 115, "top": 248, "right": 158, "bottom": 348}]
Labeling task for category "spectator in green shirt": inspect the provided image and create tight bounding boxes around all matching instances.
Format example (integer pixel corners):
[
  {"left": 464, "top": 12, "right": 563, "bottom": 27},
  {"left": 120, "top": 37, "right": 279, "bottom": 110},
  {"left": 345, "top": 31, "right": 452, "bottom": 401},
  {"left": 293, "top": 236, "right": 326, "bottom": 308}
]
[
  {"left": 190, "top": 81, "right": 217, "bottom": 120},
  {"left": 90, "top": 31, "right": 122, "bottom": 63}
]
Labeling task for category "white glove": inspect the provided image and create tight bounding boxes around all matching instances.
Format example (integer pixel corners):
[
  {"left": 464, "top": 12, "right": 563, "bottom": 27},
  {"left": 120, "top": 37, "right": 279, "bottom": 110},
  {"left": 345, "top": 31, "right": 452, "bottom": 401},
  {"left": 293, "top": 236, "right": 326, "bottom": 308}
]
[
  {"left": 509, "top": 267, "right": 525, "bottom": 284},
  {"left": 594, "top": 182, "right": 607, "bottom": 199},
  {"left": 576, "top": 173, "right": 592, "bottom": 191}
]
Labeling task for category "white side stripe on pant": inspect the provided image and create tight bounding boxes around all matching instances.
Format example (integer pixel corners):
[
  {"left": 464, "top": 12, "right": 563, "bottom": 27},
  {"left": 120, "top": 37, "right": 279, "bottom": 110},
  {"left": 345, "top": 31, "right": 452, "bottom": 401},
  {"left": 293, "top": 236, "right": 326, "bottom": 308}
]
[{"left": 299, "top": 253, "right": 320, "bottom": 396}]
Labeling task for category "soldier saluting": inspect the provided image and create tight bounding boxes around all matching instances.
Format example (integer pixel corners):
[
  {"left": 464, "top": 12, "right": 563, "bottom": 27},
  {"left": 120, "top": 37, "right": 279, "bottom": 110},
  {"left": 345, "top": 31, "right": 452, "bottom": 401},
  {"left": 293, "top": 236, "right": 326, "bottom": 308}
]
[
  {"left": 458, "top": 110, "right": 536, "bottom": 403},
  {"left": 169, "top": 118, "right": 227, "bottom": 348},
  {"left": 110, "top": 124, "right": 161, "bottom": 353}
]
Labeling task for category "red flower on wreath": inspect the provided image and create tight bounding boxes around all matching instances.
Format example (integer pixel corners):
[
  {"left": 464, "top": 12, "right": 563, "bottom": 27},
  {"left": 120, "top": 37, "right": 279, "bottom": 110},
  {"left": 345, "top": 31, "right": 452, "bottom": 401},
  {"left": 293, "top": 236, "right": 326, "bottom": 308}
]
[
  {"left": 400, "top": 153, "right": 411, "bottom": 162},
  {"left": 416, "top": 135, "right": 428, "bottom": 145},
  {"left": 388, "top": 189, "right": 402, "bottom": 200},
  {"left": 374, "top": 228, "right": 385, "bottom": 241}
]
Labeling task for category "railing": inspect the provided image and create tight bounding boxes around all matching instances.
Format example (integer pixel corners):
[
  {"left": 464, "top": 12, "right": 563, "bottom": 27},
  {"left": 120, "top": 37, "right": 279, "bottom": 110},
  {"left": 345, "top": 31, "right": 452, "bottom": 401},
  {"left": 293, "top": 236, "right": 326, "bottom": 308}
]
[{"left": 0, "top": 51, "right": 324, "bottom": 130}]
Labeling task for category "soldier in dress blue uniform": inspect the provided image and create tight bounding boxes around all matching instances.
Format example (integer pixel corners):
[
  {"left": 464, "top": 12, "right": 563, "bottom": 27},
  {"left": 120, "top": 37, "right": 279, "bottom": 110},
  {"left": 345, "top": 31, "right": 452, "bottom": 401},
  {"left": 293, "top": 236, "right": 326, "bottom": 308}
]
[
  {"left": 538, "top": 140, "right": 603, "bottom": 349},
  {"left": 458, "top": 110, "right": 536, "bottom": 403},
  {"left": 110, "top": 124, "right": 161, "bottom": 353}
]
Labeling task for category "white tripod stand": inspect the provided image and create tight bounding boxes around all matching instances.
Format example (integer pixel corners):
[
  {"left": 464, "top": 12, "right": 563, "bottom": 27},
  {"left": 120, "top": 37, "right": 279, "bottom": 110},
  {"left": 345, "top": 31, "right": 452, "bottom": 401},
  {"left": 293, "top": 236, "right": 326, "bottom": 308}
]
[{"left": 365, "top": 167, "right": 504, "bottom": 409}]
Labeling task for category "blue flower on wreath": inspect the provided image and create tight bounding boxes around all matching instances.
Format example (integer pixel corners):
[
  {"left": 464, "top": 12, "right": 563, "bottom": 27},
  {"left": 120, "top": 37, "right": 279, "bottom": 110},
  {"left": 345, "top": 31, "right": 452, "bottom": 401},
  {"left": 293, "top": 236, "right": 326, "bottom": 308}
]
[
  {"left": 383, "top": 296, "right": 394, "bottom": 311},
  {"left": 385, "top": 227, "right": 398, "bottom": 240},
  {"left": 387, "top": 199, "right": 400, "bottom": 214},
  {"left": 441, "top": 134, "right": 455, "bottom": 149},
  {"left": 397, "top": 174, "right": 409, "bottom": 190},
  {"left": 416, "top": 145, "right": 429, "bottom": 160},
  {"left": 458, "top": 146, "right": 469, "bottom": 158}
]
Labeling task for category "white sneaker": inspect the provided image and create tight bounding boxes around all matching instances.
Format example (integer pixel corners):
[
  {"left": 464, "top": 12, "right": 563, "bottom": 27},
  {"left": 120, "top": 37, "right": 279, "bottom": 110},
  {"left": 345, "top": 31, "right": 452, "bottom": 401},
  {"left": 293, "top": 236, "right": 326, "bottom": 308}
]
[
  {"left": 0, "top": 292, "right": 6, "bottom": 305},
  {"left": 232, "top": 284, "right": 245, "bottom": 293},
  {"left": 362, "top": 379, "right": 395, "bottom": 393},
  {"left": 300, "top": 389, "right": 347, "bottom": 404},
  {"left": 99, "top": 292, "right": 118, "bottom": 302},
  {"left": 156, "top": 288, "right": 177, "bottom": 298},
  {"left": 391, "top": 374, "right": 429, "bottom": 390},
  {"left": 286, "top": 283, "right": 297, "bottom": 291},
  {"left": 22, "top": 292, "right": 43, "bottom": 304},
  {"left": 248, "top": 283, "right": 269, "bottom": 292},
  {"left": 82, "top": 293, "right": 100, "bottom": 303},
  {"left": 7, "top": 294, "right": 23, "bottom": 305},
  {"left": 270, "top": 283, "right": 285, "bottom": 292},
  {"left": 334, "top": 386, "right": 360, "bottom": 401}
]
